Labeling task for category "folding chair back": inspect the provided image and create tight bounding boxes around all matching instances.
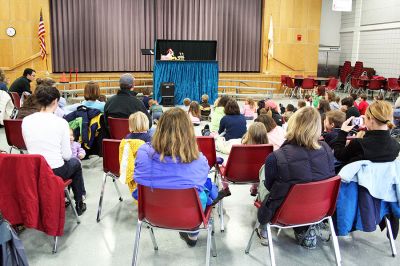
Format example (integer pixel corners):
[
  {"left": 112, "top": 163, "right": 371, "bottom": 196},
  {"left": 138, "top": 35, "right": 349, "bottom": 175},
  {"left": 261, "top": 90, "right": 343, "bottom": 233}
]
[
  {"left": 301, "top": 78, "right": 315, "bottom": 90},
  {"left": 326, "top": 78, "right": 338, "bottom": 90},
  {"left": 196, "top": 136, "right": 217, "bottom": 168},
  {"left": 10, "top": 92, "right": 21, "bottom": 109},
  {"left": 108, "top": 117, "right": 129, "bottom": 139},
  {"left": 138, "top": 185, "right": 208, "bottom": 229},
  {"left": 272, "top": 176, "right": 341, "bottom": 226},
  {"left": 285, "top": 76, "right": 295, "bottom": 89},
  {"left": 102, "top": 139, "right": 121, "bottom": 176},
  {"left": 224, "top": 144, "right": 273, "bottom": 183},
  {"left": 3, "top": 119, "right": 26, "bottom": 152}
]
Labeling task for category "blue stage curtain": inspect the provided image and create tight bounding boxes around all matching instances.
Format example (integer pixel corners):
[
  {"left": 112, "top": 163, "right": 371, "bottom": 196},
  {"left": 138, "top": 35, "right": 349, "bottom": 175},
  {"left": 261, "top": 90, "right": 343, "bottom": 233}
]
[{"left": 153, "top": 61, "right": 219, "bottom": 105}]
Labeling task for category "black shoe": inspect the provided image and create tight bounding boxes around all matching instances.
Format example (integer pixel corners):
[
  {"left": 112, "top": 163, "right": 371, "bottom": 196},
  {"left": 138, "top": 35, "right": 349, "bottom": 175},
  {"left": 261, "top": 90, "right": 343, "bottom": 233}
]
[
  {"left": 179, "top": 232, "right": 197, "bottom": 247},
  {"left": 212, "top": 188, "right": 231, "bottom": 205},
  {"left": 75, "top": 201, "right": 87, "bottom": 216}
]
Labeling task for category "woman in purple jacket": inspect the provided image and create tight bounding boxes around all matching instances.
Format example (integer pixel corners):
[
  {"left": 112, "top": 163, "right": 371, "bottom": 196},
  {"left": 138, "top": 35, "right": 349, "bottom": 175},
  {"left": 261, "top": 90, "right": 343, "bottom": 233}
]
[{"left": 134, "top": 107, "right": 211, "bottom": 247}]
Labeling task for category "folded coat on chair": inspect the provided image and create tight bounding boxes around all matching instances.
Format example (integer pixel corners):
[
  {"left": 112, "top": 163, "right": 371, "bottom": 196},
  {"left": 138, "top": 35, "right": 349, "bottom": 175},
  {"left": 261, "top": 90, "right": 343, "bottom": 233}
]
[{"left": 0, "top": 154, "right": 66, "bottom": 236}]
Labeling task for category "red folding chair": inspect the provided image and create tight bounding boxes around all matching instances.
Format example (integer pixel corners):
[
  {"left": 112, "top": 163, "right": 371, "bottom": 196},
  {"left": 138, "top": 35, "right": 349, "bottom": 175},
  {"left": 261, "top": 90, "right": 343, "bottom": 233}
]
[
  {"left": 245, "top": 176, "right": 341, "bottom": 266},
  {"left": 196, "top": 136, "right": 221, "bottom": 180},
  {"left": 300, "top": 78, "right": 315, "bottom": 98},
  {"left": 10, "top": 92, "right": 21, "bottom": 109},
  {"left": 387, "top": 78, "right": 400, "bottom": 102},
  {"left": 3, "top": 119, "right": 26, "bottom": 154},
  {"left": 285, "top": 76, "right": 296, "bottom": 98},
  {"left": 217, "top": 144, "right": 273, "bottom": 232},
  {"left": 325, "top": 78, "right": 338, "bottom": 91},
  {"left": 132, "top": 185, "right": 217, "bottom": 266},
  {"left": 367, "top": 79, "right": 384, "bottom": 98},
  {"left": 108, "top": 117, "right": 130, "bottom": 139},
  {"left": 96, "top": 139, "right": 123, "bottom": 222},
  {"left": 280, "top": 75, "right": 289, "bottom": 96}
]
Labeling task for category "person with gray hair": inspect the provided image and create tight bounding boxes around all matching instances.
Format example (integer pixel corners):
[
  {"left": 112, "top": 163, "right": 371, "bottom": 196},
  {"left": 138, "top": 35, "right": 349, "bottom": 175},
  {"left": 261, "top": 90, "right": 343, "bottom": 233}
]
[{"left": 104, "top": 73, "right": 151, "bottom": 132}]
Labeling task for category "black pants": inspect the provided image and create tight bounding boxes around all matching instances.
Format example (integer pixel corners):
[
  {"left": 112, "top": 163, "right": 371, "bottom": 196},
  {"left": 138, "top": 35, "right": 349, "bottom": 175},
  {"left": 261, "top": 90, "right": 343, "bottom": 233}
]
[{"left": 53, "top": 158, "right": 85, "bottom": 202}]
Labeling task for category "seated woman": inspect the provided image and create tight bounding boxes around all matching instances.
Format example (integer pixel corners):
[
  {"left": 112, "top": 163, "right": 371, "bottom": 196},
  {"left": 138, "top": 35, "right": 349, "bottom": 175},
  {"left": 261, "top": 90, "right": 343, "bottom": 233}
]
[
  {"left": 332, "top": 100, "right": 400, "bottom": 165},
  {"left": 22, "top": 85, "right": 87, "bottom": 215},
  {"left": 218, "top": 99, "right": 247, "bottom": 140},
  {"left": 254, "top": 114, "right": 285, "bottom": 150},
  {"left": 81, "top": 81, "right": 105, "bottom": 112},
  {"left": 134, "top": 108, "right": 216, "bottom": 247},
  {"left": 257, "top": 107, "right": 335, "bottom": 249}
]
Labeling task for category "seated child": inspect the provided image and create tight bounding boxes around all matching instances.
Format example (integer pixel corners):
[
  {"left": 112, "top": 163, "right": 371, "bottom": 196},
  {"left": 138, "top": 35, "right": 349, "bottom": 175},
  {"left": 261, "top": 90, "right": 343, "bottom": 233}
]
[
  {"left": 125, "top": 112, "right": 151, "bottom": 142},
  {"left": 200, "top": 94, "right": 211, "bottom": 121},
  {"left": 304, "top": 95, "right": 312, "bottom": 107},
  {"left": 183, "top": 98, "right": 191, "bottom": 112},
  {"left": 70, "top": 128, "right": 86, "bottom": 159},
  {"left": 214, "top": 122, "right": 269, "bottom": 202},
  {"left": 242, "top": 97, "right": 257, "bottom": 120},
  {"left": 98, "top": 95, "right": 107, "bottom": 102},
  {"left": 283, "top": 104, "right": 296, "bottom": 122},
  {"left": 257, "top": 100, "right": 266, "bottom": 115},
  {"left": 321, "top": 110, "right": 346, "bottom": 148},
  {"left": 188, "top": 101, "right": 201, "bottom": 126},
  {"left": 297, "top": 100, "right": 306, "bottom": 109},
  {"left": 149, "top": 99, "right": 163, "bottom": 122},
  {"left": 141, "top": 88, "right": 152, "bottom": 110}
]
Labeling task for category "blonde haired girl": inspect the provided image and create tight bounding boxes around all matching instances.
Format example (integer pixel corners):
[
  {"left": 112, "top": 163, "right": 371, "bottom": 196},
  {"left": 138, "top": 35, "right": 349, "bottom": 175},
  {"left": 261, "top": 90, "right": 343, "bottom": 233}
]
[{"left": 125, "top": 111, "right": 151, "bottom": 142}]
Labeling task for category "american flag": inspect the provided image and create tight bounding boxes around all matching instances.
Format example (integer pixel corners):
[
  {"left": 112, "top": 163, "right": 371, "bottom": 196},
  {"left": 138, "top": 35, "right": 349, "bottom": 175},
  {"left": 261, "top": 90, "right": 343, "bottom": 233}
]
[{"left": 38, "top": 10, "right": 46, "bottom": 59}]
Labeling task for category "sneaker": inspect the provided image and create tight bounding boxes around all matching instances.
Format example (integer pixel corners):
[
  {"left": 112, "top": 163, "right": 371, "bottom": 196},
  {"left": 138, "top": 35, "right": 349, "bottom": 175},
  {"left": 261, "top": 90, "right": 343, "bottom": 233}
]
[
  {"left": 179, "top": 232, "right": 197, "bottom": 247},
  {"left": 256, "top": 227, "right": 269, "bottom": 246},
  {"left": 212, "top": 188, "right": 231, "bottom": 205},
  {"left": 75, "top": 201, "right": 87, "bottom": 216},
  {"left": 294, "top": 226, "right": 317, "bottom": 249}
]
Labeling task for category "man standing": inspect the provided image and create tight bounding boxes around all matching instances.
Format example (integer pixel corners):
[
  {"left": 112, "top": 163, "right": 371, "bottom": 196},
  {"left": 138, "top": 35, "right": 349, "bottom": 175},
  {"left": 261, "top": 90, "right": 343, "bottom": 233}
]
[
  {"left": 9, "top": 68, "right": 36, "bottom": 96},
  {"left": 104, "top": 73, "right": 151, "bottom": 130}
]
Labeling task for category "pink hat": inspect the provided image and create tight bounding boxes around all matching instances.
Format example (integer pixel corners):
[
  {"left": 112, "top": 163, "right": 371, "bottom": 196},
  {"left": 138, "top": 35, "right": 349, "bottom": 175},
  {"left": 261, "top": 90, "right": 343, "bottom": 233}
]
[{"left": 265, "top": 100, "right": 279, "bottom": 112}]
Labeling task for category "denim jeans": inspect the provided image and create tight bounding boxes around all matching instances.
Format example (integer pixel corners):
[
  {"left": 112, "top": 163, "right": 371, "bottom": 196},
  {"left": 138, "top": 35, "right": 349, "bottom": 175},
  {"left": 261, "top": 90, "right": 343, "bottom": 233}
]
[{"left": 53, "top": 158, "right": 86, "bottom": 202}]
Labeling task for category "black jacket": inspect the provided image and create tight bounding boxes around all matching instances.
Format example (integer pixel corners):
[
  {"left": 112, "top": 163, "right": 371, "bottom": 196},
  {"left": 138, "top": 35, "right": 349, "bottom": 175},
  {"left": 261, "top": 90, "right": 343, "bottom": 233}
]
[
  {"left": 258, "top": 141, "right": 335, "bottom": 224},
  {"left": 333, "top": 130, "right": 400, "bottom": 164},
  {"left": 9, "top": 77, "right": 31, "bottom": 96},
  {"left": 104, "top": 89, "right": 151, "bottom": 129},
  {"left": 345, "top": 106, "right": 360, "bottom": 119}
]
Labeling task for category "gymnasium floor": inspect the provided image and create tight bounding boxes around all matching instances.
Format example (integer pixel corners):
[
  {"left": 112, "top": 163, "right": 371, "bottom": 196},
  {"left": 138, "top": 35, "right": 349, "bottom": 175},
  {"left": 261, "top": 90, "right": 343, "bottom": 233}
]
[{"left": 0, "top": 96, "right": 399, "bottom": 266}]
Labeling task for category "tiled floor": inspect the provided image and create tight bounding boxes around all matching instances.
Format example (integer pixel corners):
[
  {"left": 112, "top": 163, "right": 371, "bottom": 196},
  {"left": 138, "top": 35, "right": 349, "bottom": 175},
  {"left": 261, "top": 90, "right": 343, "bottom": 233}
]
[{"left": 0, "top": 95, "right": 399, "bottom": 266}]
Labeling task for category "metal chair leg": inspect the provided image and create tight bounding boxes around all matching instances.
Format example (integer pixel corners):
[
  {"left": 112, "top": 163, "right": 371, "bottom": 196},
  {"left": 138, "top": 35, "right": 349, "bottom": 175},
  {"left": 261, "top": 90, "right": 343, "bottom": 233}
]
[
  {"left": 96, "top": 174, "right": 107, "bottom": 223},
  {"left": 210, "top": 218, "right": 217, "bottom": 257},
  {"left": 52, "top": 236, "right": 58, "bottom": 254},
  {"left": 148, "top": 227, "right": 158, "bottom": 251},
  {"left": 206, "top": 222, "right": 212, "bottom": 266},
  {"left": 65, "top": 188, "right": 80, "bottom": 224},
  {"left": 132, "top": 220, "right": 143, "bottom": 266},
  {"left": 219, "top": 199, "right": 224, "bottom": 232},
  {"left": 328, "top": 217, "right": 341, "bottom": 265},
  {"left": 267, "top": 224, "right": 276, "bottom": 266},
  {"left": 112, "top": 177, "right": 123, "bottom": 201},
  {"left": 245, "top": 222, "right": 259, "bottom": 254},
  {"left": 385, "top": 216, "right": 397, "bottom": 257},
  {"left": 9, "top": 147, "right": 12, "bottom": 154}
]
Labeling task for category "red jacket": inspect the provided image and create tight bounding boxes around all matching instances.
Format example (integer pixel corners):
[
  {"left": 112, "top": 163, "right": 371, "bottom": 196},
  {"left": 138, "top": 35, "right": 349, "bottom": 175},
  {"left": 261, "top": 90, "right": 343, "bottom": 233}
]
[
  {"left": 0, "top": 154, "right": 65, "bottom": 236},
  {"left": 358, "top": 101, "right": 369, "bottom": 115}
]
